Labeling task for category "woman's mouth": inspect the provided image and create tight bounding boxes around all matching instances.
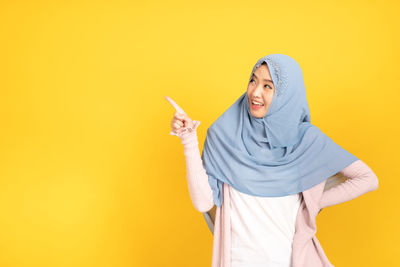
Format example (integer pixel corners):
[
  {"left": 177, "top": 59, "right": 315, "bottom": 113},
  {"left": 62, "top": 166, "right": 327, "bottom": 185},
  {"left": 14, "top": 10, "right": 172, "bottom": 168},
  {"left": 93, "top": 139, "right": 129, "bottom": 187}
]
[{"left": 251, "top": 100, "right": 264, "bottom": 110}]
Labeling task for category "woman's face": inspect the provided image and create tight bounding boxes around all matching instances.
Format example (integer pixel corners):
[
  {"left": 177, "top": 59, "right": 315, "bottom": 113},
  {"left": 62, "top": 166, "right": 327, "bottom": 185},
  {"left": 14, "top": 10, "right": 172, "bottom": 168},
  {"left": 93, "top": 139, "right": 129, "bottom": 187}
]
[{"left": 247, "top": 63, "right": 275, "bottom": 118}]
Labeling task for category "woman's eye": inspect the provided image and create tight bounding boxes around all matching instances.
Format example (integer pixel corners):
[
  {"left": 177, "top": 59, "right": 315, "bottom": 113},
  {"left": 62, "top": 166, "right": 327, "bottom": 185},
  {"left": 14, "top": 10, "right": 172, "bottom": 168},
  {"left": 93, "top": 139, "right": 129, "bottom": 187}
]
[
  {"left": 264, "top": 84, "right": 272, "bottom": 89},
  {"left": 249, "top": 79, "right": 255, "bottom": 83}
]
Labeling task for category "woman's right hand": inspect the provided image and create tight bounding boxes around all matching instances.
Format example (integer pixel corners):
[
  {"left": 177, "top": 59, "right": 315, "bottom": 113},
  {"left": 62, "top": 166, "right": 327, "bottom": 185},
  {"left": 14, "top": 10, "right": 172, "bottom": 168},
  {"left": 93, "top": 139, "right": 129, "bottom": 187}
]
[{"left": 164, "top": 95, "right": 195, "bottom": 136}]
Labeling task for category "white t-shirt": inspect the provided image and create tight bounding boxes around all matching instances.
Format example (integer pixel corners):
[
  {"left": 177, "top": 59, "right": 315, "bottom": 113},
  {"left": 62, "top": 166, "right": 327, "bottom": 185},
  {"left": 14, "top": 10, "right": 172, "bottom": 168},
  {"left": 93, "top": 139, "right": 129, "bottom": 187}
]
[{"left": 229, "top": 185, "right": 302, "bottom": 267}]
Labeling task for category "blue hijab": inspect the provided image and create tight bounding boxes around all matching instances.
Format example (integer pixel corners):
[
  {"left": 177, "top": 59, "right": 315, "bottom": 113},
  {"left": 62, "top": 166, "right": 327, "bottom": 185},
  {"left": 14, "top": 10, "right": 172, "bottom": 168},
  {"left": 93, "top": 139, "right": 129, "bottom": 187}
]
[{"left": 201, "top": 54, "right": 359, "bottom": 207}]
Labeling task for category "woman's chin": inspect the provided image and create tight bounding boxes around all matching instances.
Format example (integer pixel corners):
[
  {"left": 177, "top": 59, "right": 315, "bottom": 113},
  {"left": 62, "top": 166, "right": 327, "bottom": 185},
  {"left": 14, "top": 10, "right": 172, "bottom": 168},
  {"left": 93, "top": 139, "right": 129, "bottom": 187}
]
[{"left": 250, "top": 110, "right": 266, "bottom": 118}]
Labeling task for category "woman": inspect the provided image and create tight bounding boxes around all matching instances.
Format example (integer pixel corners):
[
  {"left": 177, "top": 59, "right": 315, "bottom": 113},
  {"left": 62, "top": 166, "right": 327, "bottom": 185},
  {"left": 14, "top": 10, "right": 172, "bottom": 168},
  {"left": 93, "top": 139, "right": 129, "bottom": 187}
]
[{"left": 165, "top": 54, "right": 379, "bottom": 267}]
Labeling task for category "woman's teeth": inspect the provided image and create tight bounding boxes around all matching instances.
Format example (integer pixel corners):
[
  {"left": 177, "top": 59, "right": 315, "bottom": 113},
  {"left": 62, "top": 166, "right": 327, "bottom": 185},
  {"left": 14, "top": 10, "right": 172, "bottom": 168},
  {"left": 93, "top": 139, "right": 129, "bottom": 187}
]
[{"left": 252, "top": 101, "right": 264, "bottom": 106}]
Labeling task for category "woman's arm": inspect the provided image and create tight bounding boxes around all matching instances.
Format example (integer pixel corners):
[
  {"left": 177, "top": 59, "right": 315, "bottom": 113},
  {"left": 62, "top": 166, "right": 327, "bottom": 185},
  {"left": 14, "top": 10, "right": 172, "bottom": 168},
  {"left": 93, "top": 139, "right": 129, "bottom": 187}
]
[
  {"left": 319, "top": 159, "right": 379, "bottom": 209},
  {"left": 178, "top": 123, "right": 215, "bottom": 213}
]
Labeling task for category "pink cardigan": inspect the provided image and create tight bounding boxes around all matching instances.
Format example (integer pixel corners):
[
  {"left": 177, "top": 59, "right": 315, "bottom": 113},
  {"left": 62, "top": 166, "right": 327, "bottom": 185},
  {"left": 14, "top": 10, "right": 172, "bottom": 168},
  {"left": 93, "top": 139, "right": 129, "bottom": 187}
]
[{"left": 177, "top": 122, "right": 379, "bottom": 267}]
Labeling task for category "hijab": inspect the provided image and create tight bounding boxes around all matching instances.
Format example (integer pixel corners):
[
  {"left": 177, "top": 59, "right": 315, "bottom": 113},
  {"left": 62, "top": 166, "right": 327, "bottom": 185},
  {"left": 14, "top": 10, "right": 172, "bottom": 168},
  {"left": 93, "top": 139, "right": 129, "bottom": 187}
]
[{"left": 201, "top": 54, "right": 359, "bottom": 207}]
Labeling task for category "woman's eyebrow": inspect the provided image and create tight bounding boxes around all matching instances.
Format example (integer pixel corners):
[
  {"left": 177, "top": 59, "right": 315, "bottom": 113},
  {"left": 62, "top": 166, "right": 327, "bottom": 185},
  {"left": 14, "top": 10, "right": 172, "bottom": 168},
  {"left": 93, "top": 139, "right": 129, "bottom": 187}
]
[{"left": 252, "top": 73, "right": 273, "bottom": 83}]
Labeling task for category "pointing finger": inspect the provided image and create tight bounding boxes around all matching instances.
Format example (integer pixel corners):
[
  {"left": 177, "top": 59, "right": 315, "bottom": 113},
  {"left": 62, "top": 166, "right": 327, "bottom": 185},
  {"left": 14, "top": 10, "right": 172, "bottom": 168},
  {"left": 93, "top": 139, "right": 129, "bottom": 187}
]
[{"left": 164, "top": 95, "right": 187, "bottom": 115}]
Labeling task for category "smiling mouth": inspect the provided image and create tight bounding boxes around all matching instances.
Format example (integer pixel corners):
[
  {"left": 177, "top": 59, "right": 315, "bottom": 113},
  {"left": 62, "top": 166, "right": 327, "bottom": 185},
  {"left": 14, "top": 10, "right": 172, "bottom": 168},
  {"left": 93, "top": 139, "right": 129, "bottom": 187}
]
[
  {"left": 251, "top": 100, "right": 264, "bottom": 106},
  {"left": 249, "top": 98, "right": 264, "bottom": 109}
]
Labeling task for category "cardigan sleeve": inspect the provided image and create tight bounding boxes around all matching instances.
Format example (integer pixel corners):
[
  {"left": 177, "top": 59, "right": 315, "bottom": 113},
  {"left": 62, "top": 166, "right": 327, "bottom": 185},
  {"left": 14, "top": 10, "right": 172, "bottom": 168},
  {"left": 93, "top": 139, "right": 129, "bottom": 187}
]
[
  {"left": 319, "top": 159, "right": 379, "bottom": 209},
  {"left": 176, "top": 121, "right": 215, "bottom": 213}
]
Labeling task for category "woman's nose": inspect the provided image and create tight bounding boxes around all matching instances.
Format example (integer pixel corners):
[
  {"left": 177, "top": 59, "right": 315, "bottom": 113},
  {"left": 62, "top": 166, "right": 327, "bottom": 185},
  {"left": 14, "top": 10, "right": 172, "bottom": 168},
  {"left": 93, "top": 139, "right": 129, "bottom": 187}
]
[{"left": 253, "top": 85, "right": 263, "bottom": 96}]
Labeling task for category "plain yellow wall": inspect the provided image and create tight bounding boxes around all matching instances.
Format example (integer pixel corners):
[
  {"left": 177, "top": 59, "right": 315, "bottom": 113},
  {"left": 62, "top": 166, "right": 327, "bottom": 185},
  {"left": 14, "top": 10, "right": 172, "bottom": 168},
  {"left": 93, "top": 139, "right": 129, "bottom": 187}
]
[{"left": 0, "top": 0, "right": 398, "bottom": 266}]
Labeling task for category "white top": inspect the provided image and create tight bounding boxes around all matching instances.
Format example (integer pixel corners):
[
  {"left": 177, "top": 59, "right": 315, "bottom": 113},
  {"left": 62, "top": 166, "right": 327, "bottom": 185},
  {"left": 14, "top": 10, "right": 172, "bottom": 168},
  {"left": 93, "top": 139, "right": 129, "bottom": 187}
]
[{"left": 229, "top": 185, "right": 302, "bottom": 267}]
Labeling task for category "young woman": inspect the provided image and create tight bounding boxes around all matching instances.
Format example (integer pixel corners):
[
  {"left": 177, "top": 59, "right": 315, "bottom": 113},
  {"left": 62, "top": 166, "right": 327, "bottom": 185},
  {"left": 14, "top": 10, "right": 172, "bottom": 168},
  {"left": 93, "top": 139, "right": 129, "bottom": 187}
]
[{"left": 165, "top": 54, "right": 379, "bottom": 267}]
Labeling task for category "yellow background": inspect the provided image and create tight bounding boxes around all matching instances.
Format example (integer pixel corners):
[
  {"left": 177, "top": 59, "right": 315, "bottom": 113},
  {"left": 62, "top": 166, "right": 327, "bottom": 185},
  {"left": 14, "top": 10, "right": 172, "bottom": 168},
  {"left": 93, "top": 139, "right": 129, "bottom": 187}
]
[{"left": 0, "top": 0, "right": 398, "bottom": 266}]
